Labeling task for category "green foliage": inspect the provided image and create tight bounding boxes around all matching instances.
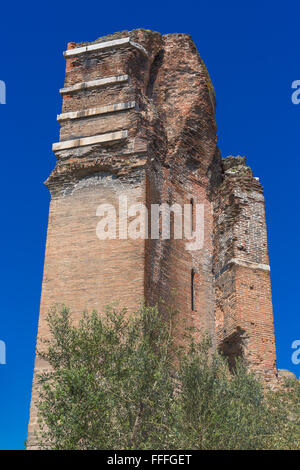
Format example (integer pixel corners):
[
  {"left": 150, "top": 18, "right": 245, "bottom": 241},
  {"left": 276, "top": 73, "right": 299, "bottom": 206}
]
[
  {"left": 36, "top": 304, "right": 300, "bottom": 450},
  {"left": 174, "top": 335, "right": 299, "bottom": 449}
]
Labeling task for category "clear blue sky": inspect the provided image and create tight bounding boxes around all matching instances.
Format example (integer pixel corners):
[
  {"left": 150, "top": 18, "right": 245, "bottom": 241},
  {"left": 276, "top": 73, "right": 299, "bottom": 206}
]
[{"left": 0, "top": 0, "right": 299, "bottom": 450}]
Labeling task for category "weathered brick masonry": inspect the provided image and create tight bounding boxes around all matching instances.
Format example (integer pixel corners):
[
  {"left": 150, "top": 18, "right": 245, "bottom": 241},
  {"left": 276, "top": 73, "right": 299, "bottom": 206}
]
[{"left": 27, "top": 29, "right": 278, "bottom": 448}]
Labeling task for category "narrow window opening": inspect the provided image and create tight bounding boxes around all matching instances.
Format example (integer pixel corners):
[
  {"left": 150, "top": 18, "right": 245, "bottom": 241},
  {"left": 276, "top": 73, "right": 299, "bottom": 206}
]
[
  {"left": 190, "top": 198, "right": 194, "bottom": 235},
  {"left": 191, "top": 269, "right": 196, "bottom": 311}
]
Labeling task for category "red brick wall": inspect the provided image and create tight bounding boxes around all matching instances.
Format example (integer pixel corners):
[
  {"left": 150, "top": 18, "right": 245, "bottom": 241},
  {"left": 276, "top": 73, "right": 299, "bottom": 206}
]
[
  {"left": 27, "top": 30, "right": 278, "bottom": 448},
  {"left": 213, "top": 157, "right": 277, "bottom": 382}
]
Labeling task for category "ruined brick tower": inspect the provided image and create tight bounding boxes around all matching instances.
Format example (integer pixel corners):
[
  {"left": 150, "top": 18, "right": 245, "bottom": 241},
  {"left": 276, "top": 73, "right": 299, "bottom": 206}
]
[{"left": 27, "top": 29, "right": 278, "bottom": 447}]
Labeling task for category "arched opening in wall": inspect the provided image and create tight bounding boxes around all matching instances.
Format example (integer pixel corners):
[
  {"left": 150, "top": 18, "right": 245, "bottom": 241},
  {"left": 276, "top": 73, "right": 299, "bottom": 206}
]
[
  {"left": 191, "top": 269, "right": 196, "bottom": 311},
  {"left": 219, "top": 327, "right": 248, "bottom": 372}
]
